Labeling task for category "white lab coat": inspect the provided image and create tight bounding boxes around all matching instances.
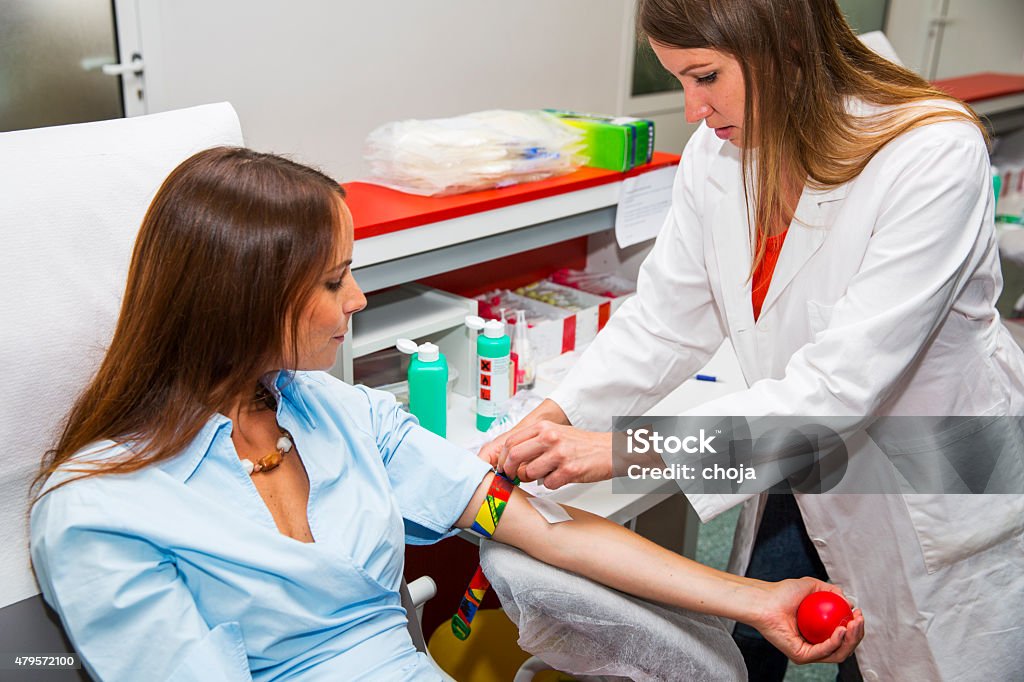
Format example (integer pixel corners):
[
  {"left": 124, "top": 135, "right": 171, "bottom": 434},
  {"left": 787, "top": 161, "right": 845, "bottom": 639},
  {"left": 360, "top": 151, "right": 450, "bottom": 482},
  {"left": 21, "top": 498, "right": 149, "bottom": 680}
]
[{"left": 551, "top": 103, "right": 1024, "bottom": 681}]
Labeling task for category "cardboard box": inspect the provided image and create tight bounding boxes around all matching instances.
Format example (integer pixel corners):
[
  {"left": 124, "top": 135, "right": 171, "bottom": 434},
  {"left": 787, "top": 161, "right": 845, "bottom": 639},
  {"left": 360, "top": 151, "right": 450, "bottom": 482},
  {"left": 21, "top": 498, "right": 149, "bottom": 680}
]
[{"left": 476, "top": 278, "right": 635, "bottom": 363}]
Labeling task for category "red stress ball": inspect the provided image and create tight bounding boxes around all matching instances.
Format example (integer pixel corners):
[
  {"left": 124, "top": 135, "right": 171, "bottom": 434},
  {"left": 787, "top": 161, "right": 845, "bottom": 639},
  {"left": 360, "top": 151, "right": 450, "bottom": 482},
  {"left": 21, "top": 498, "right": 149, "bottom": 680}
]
[{"left": 797, "top": 592, "right": 854, "bottom": 644}]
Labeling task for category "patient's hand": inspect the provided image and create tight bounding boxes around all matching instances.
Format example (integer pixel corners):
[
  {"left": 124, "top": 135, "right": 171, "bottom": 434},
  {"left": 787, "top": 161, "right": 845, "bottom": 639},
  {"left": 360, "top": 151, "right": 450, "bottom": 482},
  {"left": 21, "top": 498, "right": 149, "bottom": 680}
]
[{"left": 754, "top": 577, "right": 865, "bottom": 665}]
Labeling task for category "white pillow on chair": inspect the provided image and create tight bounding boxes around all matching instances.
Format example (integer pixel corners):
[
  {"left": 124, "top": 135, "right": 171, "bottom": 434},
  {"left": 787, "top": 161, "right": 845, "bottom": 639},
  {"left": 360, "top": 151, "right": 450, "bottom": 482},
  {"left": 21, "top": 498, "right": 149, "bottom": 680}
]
[
  {"left": 0, "top": 103, "right": 244, "bottom": 609},
  {"left": 858, "top": 31, "right": 904, "bottom": 66}
]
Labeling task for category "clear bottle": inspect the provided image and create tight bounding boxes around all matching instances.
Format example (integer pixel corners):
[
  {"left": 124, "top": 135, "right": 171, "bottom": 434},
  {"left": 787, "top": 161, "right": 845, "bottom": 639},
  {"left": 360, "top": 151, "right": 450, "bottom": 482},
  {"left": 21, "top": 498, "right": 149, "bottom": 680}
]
[
  {"left": 512, "top": 309, "right": 535, "bottom": 390},
  {"left": 501, "top": 309, "right": 517, "bottom": 396},
  {"left": 396, "top": 339, "right": 448, "bottom": 437}
]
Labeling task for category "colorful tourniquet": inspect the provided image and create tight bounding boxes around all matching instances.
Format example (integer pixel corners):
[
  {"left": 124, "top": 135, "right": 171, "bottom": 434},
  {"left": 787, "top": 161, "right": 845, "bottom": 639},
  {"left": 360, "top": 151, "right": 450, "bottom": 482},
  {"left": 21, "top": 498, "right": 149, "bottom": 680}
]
[
  {"left": 451, "top": 565, "right": 490, "bottom": 641},
  {"left": 469, "top": 471, "right": 515, "bottom": 538},
  {"left": 452, "top": 471, "right": 518, "bottom": 640}
]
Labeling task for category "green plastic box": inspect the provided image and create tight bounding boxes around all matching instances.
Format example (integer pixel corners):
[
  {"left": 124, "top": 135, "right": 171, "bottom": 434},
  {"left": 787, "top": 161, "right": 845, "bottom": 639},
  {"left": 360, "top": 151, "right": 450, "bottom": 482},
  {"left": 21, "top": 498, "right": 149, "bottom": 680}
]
[{"left": 545, "top": 109, "right": 655, "bottom": 172}]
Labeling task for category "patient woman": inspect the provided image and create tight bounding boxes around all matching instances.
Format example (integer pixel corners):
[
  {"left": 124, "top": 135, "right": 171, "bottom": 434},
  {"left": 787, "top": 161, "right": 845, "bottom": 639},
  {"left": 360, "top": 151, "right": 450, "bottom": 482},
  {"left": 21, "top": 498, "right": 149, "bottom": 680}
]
[{"left": 30, "top": 147, "right": 862, "bottom": 681}]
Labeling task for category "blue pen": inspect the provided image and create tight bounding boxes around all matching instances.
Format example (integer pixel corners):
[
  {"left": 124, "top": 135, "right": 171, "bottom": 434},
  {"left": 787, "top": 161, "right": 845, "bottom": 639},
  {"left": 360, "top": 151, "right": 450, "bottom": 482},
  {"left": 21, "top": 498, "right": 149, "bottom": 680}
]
[{"left": 695, "top": 374, "right": 717, "bottom": 382}]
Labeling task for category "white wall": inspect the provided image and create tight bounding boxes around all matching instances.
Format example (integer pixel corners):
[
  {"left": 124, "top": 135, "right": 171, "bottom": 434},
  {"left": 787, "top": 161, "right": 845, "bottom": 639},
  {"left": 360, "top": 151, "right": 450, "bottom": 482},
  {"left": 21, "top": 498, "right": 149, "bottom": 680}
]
[
  {"left": 121, "top": 1, "right": 1023, "bottom": 180},
  {"left": 132, "top": 0, "right": 639, "bottom": 182},
  {"left": 129, "top": 0, "right": 1024, "bottom": 178}
]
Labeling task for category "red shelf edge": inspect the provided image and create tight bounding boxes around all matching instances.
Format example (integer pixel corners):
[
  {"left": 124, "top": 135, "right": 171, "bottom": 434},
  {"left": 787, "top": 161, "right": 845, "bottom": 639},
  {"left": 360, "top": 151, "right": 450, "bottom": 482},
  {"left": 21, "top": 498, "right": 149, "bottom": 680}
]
[
  {"left": 346, "top": 151, "right": 680, "bottom": 241},
  {"left": 932, "top": 72, "right": 1024, "bottom": 105}
]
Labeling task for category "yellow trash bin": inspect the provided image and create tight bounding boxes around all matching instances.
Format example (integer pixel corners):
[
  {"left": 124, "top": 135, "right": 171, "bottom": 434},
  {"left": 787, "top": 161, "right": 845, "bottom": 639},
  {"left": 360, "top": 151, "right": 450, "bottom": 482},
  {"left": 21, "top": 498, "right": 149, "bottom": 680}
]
[{"left": 427, "top": 608, "right": 576, "bottom": 681}]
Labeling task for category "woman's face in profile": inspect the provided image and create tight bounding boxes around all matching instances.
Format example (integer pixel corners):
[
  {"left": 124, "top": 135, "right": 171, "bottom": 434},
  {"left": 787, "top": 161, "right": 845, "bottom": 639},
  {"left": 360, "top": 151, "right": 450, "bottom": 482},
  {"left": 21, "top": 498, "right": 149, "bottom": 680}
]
[
  {"left": 289, "top": 201, "right": 367, "bottom": 371},
  {"left": 649, "top": 40, "right": 747, "bottom": 147}
]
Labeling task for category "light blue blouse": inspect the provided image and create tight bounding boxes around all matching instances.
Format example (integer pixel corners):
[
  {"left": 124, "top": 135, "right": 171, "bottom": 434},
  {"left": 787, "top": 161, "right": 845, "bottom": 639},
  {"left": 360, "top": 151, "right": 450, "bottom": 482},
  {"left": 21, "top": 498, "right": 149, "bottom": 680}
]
[{"left": 30, "top": 371, "right": 492, "bottom": 681}]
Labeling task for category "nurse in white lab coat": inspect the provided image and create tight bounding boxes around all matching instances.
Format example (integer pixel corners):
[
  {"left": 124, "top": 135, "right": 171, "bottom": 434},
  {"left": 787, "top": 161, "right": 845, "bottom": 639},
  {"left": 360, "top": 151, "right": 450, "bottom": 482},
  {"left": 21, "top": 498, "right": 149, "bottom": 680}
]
[{"left": 481, "top": 0, "right": 1024, "bottom": 680}]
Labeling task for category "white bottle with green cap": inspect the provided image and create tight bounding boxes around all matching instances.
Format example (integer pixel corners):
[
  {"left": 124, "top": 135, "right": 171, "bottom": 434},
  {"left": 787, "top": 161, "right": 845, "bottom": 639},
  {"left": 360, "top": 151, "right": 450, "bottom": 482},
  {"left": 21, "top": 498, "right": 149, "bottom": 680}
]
[
  {"left": 396, "top": 338, "right": 447, "bottom": 437},
  {"left": 465, "top": 316, "right": 512, "bottom": 431}
]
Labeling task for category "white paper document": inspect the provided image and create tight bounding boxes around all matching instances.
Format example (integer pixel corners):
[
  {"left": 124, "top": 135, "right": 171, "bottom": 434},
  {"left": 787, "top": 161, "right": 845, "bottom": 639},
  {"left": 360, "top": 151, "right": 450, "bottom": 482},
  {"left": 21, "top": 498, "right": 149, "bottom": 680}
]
[{"left": 614, "top": 165, "right": 675, "bottom": 248}]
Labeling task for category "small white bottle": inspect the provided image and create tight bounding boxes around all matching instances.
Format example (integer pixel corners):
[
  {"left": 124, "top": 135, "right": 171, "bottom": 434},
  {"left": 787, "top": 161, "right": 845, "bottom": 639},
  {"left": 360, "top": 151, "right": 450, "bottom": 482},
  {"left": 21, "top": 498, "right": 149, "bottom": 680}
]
[{"left": 465, "top": 316, "right": 511, "bottom": 431}]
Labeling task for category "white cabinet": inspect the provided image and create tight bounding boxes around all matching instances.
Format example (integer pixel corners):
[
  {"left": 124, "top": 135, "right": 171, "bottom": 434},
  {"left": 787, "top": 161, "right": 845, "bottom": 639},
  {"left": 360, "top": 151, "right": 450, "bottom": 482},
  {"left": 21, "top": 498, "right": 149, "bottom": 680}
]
[{"left": 332, "top": 284, "right": 478, "bottom": 396}]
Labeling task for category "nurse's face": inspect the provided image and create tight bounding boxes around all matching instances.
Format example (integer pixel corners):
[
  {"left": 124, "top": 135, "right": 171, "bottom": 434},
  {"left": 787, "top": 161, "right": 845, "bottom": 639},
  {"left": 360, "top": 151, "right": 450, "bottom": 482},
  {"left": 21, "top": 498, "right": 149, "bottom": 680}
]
[
  {"left": 287, "top": 201, "right": 367, "bottom": 371},
  {"left": 649, "top": 41, "right": 747, "bottom": 147}
]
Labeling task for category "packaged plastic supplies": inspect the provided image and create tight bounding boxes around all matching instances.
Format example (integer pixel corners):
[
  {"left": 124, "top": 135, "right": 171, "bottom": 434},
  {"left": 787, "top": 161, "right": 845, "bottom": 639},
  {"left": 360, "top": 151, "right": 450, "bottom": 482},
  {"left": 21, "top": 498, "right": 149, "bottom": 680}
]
[
  {"left": 363, "top": 109, "right": 586, "bottom": 196},
  {"left": 514, "top": 279, "right": 609, "bottom": 313},
  {"left": 475, "top": 289, "right": 569, "bottom": 325},
  {"left": 550, "top": 268, "right": 637, "bottom": 299}
]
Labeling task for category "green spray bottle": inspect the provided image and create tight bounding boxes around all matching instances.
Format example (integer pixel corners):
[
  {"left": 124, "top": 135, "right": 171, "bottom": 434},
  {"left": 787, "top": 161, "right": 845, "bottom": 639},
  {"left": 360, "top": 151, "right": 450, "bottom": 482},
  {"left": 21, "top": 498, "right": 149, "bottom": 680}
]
[
  {"left": 396, "top": 338, "right": 447, "bottom": 437},
  {"left": 465, "top": 316, "right": 511, "bottom": 432}
]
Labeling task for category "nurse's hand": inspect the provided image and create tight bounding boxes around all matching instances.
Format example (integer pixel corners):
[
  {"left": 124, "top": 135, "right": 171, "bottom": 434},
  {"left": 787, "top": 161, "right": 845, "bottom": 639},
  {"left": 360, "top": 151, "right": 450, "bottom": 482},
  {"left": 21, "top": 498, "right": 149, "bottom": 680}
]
[
  {"left": 501, "top": 423, "right": 613, "bottom": 488},
  {"left": 477, "top": 399, "right": 613, "bottom": 488},
  {"left": 754, "top": 578, "right": 865, "bottom": 665},
  {"left": 477, "top": 398, "right": 566, "bottom": 469}
]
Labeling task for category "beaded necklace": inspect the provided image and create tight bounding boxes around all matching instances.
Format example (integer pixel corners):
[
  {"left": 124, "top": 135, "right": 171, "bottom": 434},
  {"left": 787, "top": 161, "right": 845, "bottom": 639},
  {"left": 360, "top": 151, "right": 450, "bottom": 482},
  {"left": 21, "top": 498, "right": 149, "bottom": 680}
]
[{"left": 241, "top": 384, "right": 294, "bottom": 476}]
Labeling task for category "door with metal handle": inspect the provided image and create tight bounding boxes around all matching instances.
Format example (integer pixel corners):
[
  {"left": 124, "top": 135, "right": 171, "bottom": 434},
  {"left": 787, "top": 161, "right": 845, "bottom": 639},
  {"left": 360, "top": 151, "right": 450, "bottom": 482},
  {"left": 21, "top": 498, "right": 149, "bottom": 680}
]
[{"left": 101, "top": 52, "right": 145, "bottom": 77}]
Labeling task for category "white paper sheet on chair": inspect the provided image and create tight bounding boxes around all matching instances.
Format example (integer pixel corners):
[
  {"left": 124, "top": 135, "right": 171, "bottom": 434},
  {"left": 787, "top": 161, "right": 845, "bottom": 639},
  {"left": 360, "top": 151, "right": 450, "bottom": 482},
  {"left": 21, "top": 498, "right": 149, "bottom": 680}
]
[
  {"left": 0, "top": 103, "right": 244, "bottom": 608},
  {"left": 481, "top": 540, "right": 747, "bottom": 682}
]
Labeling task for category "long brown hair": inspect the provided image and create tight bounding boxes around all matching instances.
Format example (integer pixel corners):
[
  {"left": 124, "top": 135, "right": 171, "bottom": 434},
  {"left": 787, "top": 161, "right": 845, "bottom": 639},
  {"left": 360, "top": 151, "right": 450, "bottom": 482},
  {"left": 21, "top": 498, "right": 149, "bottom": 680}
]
[
  {"left": 636, "top": 0, "right": 987, "bottom": 272},
  {"left": 34, "top": 147, "right": 347, "bottom": 496}
]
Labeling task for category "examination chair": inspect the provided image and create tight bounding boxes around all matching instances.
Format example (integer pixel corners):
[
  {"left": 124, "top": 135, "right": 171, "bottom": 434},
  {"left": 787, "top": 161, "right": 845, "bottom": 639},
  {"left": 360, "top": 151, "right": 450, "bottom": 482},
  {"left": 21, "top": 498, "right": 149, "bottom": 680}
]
[
  {"left": 0, "top": 103, "right": 448, "bottom": 681},
  {"left": 480, "top": 540, "right": 746, "bottom": 682}
]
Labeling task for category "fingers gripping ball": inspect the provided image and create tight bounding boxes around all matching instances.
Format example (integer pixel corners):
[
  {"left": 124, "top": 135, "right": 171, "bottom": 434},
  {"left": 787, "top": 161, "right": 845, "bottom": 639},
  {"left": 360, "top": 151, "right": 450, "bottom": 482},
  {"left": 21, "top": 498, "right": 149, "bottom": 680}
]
[{"left": 797, "top": 592, "right": 853, "bottom": 644}]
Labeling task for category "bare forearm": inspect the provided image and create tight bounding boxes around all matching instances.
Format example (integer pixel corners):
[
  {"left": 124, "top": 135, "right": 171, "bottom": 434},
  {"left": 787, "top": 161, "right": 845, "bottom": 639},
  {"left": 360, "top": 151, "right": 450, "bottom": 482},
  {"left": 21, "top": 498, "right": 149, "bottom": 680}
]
[
  {"left": 494, "top": 489, "right": 770, "bottom": 626},
  {"left": 465, "top": 479, "right": 865, "bottom": 666}
]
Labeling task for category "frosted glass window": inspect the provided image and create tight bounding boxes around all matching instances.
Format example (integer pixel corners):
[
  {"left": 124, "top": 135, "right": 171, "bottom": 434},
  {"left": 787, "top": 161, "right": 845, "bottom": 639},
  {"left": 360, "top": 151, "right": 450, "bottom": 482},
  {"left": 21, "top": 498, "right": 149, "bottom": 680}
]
[{"left": 0, "top": 0, "right": 123, "bottom": 132}]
